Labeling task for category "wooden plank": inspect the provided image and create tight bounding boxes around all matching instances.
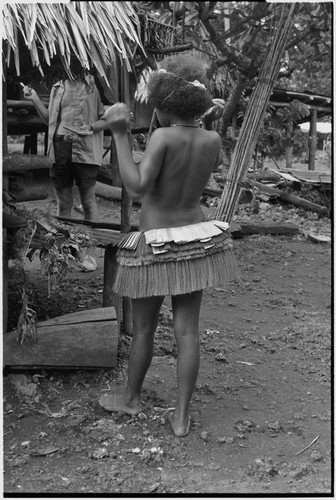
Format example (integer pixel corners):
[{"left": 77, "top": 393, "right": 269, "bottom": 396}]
[
  {"left": 279, "top": 169, "right": 331, "bottom": 184},
  {"left": 38, "top": 306, "right": 116, "bottom": 327},
  {"left": 87, "top": 228, "right": 123, "bottom": 247},
  {"left": 3, "top": 320, "right": 118, "bottom": 368}
]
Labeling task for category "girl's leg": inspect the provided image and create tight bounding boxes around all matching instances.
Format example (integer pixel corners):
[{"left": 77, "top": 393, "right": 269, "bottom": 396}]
[
  {"left": 170, "top": 290, "right": 203, "bottom": 436},
  {"left": 99, "top": 295, "right": 164, "bottom": 414}
]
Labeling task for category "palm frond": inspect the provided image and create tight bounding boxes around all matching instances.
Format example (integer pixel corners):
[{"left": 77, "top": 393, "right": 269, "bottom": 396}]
[{"left": 2, "top": 1, "right": 146, "bottom": 86}]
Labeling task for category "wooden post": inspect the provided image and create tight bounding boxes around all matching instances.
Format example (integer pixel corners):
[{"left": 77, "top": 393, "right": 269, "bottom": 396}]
[
  {"left": 3, "top": 230, "right": 8, "bottom": 333},
  {"left": 120, "top": 65, "right": 133, "bottom": 335},
  {"left": 3, "top": 58, "right": 9, "bottom": 333},
  {"left": 3, "top": 55, "right": 9, "bottom": 188},
  {"left": 23, "top": 133, "right": 38, "bottom": 154},
  {"left": 308, "top": 108, "right": 317, "bottom": 171},
  {"left": 286, "top": 122, "right": 293, "bottom": 169},
  {"left": 103, "top": 245, "right": 122, "bottom": 334}
]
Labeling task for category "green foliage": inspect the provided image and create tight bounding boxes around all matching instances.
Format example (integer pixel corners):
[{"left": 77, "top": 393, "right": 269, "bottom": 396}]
[{"left": 257, "top": 100, "right": 310, "bottom": 158}]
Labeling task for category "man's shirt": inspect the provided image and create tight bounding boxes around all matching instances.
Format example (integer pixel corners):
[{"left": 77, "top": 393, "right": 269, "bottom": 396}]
[{"left": 47, "top": 74, "right": 105, "bottom": 166}]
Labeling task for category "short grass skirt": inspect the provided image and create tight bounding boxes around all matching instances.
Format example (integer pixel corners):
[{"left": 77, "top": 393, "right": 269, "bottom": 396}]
[{"left": 112, "top": 220, "right": 240, "bottom": 298}]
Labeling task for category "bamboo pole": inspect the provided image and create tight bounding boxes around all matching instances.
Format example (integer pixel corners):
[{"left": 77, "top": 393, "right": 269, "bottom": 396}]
[{"left": 215, "top": 4, "right": 296, "bottom": 223}]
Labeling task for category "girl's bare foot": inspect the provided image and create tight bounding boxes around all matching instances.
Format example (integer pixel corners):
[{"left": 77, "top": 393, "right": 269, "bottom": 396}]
[
  {"left": 99, "top": 393, "right": 142, "bottom": 415},
  {"left": 169, "top": 412, "right": 191, "bottom": 437}
]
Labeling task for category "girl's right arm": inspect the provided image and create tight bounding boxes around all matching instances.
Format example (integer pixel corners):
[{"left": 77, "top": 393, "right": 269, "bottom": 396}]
[{"left": 21, "top": 85, "right": 49, "bottom": 125}]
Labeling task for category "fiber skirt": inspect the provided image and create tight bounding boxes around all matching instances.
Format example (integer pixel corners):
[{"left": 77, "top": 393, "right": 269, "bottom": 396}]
[{"left": 112, "top": 220, "right": 240, "bottom": 298}]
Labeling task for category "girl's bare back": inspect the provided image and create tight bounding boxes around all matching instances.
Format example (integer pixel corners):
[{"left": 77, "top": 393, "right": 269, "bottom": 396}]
[{"left": 140, "top": 126, "right": 221, "bottom": 230}]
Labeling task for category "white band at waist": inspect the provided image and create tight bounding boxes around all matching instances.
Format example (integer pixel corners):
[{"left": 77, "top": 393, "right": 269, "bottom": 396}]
[{"left": 144, "top": 220, "right": 229, "bottom": 245}]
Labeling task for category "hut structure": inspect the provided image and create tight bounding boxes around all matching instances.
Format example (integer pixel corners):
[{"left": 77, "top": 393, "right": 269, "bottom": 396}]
[{"left": 2, "top": 1, "right": 215, "bottom": 358}]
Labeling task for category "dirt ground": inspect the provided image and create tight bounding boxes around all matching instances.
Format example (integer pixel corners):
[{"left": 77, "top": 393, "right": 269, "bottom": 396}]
[{"left": 3, "top": 169, "right": 332, "bottom": 496}]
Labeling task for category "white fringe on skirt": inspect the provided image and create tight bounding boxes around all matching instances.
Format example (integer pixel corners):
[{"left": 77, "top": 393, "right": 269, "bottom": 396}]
[{"left": 112, "top": 221, "right": 240, "bottom": 298}]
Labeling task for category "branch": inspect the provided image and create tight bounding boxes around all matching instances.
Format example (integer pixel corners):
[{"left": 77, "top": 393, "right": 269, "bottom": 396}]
[
  {"left": 147, "top": 43, "right": 193, "bottom": 54},
  {"left": 198, "top": 1, "right": 217, "bottom": 22}
]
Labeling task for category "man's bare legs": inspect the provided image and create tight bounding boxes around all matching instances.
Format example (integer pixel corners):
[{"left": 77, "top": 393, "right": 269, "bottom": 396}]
[
  {"left": 79, "top": 185, "right": 98, "bottom": 221},
  {"left": 99, "top": 295, "right": 164, "bottom": 414},
  {"left": 54, "top": 187, "right": 73, "bottom": 218},
  {"left": 170, "top": 290, "right": 203, "bottom": 437},
  {"left": 54, "top": 185, "right": 97, "bottom": 221}
]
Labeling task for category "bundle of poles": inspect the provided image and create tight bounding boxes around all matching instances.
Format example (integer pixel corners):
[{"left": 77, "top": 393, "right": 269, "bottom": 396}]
[{"left": 215, "top": 3, "right": 296, "bottom": 224}]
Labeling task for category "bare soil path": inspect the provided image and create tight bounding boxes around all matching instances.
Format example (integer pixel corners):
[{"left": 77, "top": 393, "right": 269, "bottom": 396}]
[{"left": 3, "top": 183, "right": 332, "bottom": 496}]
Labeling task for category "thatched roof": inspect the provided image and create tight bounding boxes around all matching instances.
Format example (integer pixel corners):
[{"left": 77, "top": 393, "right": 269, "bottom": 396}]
[{"left": 2, "top": 2, "right": 145, "bottom": 85}]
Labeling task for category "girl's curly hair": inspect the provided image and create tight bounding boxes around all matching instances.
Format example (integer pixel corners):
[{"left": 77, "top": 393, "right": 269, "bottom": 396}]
[{"left": 147, "top": 54, "right": 213, "bottom": 118}]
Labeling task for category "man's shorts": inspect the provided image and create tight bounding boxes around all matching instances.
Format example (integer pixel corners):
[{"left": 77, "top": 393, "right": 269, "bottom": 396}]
[{"left": 50, "top": 136, "right": 99, "bottom": 190}]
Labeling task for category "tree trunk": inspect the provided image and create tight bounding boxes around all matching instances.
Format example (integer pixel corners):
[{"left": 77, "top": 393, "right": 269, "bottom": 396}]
[{"left": 218, "top": 73, "right": 244, "bottom": 140}]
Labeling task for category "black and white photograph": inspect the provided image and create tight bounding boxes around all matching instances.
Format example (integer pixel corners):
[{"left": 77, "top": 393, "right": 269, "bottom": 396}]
[{"left": 2, "top": 1, "right": 332, "bottom": 496}]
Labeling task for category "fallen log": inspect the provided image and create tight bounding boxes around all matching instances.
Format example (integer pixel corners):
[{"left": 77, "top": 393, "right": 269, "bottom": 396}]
[
  {"left": 95, "top": 182, "right": 121, "bottom": 201},
  {"left": 255, "top": 182, "right": 329, "bottom": 216},
  {"left": 239, "top": 222, "right": 299, "bottom": 235},
  {"left": 13, "top": 187, "right": 48, "bottom": 202},
  {"left": 3, "top": 153, "right": 51, "bottom": 173}
]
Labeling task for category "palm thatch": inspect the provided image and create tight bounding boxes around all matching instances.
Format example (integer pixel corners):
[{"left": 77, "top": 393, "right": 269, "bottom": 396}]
[
  {"left": 215, "top": 3, "right": 296, "bottom": 224},
  {"left": 2, "top": 2, "right": 145, "bottom": 86}
]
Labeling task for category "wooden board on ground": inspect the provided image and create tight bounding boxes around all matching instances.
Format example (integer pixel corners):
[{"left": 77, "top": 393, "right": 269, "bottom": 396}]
[
  {"left": 278, "top": 169, "right": 331, "bottom": 186},
  {"left": 3, "top": 307, "right": 118, "bottom": 369}
]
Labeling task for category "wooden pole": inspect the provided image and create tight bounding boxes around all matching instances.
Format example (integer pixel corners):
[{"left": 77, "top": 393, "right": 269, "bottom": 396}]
[
  {"left": 3, "top": 55, "right": 9, "bottom": 332},
  {"left": 3, "top": 54, "right": 9, "bottom": 188},
  {"left": 285, "top": 122, "right": 293, "bottom": 169},
  {"left": 308, "top": 108, "right": 317, "bottom": 171},
  {"left": 103, "top": 245, "right": 122, "bottom": 334},
  {"left": 120, "top": 64, "right": 133, "bottom": 335}
]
